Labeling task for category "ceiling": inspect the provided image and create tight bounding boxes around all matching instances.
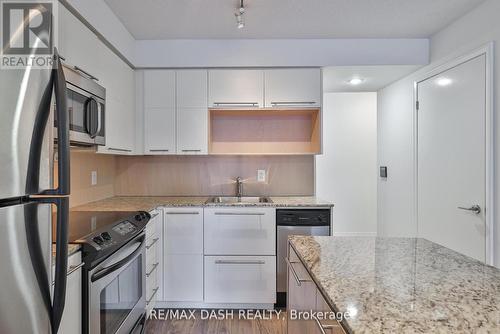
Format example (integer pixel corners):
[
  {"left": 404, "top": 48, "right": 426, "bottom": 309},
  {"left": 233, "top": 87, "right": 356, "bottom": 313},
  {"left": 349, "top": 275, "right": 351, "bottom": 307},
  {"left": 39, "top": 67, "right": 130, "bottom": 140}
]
[
  {"left": 104, "top": 0, "right": 485, "bottom": 40},
  {"left": 323, "top": 65, "right": 421, "bottom": 92}
]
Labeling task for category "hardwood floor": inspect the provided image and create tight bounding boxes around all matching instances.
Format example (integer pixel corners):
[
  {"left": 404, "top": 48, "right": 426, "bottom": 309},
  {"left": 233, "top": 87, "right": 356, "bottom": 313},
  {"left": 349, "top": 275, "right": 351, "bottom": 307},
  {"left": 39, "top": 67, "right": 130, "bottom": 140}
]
[{"left": 145, "top": 310, "right": 287, "bottom": 334}]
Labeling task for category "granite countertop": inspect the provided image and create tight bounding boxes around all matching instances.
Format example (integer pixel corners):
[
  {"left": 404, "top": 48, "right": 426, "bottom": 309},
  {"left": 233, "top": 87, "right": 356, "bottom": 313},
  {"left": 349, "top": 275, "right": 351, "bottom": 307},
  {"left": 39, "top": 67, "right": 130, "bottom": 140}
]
[
  {"left": 52, "top": 244, "right": 81, "bottom": 266},
  {"left": 71, "top": 196, "right": 334, "bottom": 212},
  {"left": 289, "top": 236, "right": 500, "bottom": 333}
]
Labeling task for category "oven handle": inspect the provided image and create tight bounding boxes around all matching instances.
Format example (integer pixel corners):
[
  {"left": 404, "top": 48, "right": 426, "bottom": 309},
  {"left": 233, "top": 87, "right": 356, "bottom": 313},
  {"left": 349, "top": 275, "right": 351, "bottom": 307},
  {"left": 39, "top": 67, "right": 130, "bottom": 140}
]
[{"left": 91, "top": 234, "right": 145, "bottom": 282}]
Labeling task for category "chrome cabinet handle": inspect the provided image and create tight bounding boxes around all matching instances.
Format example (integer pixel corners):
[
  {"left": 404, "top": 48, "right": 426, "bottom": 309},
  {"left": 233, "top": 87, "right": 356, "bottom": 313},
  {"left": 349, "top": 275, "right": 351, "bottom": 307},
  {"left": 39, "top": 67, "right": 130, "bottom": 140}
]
[
  {"left": 107, "top": 147, "right": 132, "bottom": 152},
  {"left": 181, "top": 149, "right": 202, "bottom": 152},
  {"left": 146, "top": 262, "right": 159, "bottom": 277},
  {"left": 146, "top": 287, "right": 159, "bottom": 305},
  {"left": 457, "top": 205, "right": 481, "bottom": 214},
  {"left": 214, "top": 212, "right": 265, "bottom": 216},
  {"left": 74, "top": 65, "right": 99, "bottom": 81},
  {"left": 146, "top": 237, "right": 159, "bottom": 250},
  {"left": 165, "top": 211, "right": 200, "bottom": 215},
  {"left": 52, "top": 262, "right": 84, "bottom": 285},
  {"left": 149, "top": 149, "right": 170, "bottom": 152},
  {"left": 271, "top": 101, "right": 316, "bottom": 106},
  {"left": 67, "top": 262, "right": 85, "bottom": 276},
  {"left": 314, "top": 317, "right": 340, "bottom": 334},
  {"left": 213, "top": 102, "right": 259, "bottom": 107},
  {"left": 285, "top": 257, "right": 311, "bottom": 286},
  {"left": 215, "top": 260, "right": 265, "bottom": 265}
]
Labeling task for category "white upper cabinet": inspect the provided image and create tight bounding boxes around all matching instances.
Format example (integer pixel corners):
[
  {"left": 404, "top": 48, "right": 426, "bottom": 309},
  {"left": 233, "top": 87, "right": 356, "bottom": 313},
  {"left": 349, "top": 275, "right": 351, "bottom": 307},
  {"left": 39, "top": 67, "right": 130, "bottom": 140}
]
[
  {"left": 208, "top": 70, "right": 264, "bottom": 108},
  {"left": 59, "top": 6, "right": 136, "bottom": 155},
  {"left": 144, "top": 70, "right": 176, "bottom": 109},
  {"left": 177, "top": 70, "right": 207, "bottom": 108},
  {"left": 264, "top": 69, "right": 321, "bottom": 108},
  {"left": 176, "top": 70, "right": 208, "bottom": 154},
  {"left": 144, "top": 70, "right": 176, "bottom": 154}
]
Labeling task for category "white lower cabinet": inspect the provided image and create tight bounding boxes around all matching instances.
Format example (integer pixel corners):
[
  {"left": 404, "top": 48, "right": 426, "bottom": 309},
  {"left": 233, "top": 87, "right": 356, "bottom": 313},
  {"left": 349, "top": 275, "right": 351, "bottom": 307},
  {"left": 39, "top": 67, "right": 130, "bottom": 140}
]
[
  {"left": 145, "top": 209, "right": 162, "bottom": 312},
  {"left": 165, "top": 254, "right": 204, "bottom": 301},
  {"left": 159, "top": 206, "right": 276, "bottom": 307},
  {"left": 204, "top": 255, "right": 276, "bottom": 304},
  {"left": 163, "top": 208, "right": 204, "bottom": 302},
  {"left": 204, "top": 207, "right": 276, "bottom": 255},
  {"left": 58, "top": 252, "right": 82, "bottom": 334}
]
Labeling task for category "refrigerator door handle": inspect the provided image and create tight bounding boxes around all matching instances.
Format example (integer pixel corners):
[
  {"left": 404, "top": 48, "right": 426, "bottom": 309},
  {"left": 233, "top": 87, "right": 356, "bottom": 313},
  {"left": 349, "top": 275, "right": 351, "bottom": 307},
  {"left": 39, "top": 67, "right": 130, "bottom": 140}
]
[
  {"left": 44, "top": 48, "right": 70, "bottom": 196},
  {"left": 50, "top": 197, "right": 69, "bottom": 334},
  {"left": 25, "top": 197, "right": 69, "bottom": 334}
]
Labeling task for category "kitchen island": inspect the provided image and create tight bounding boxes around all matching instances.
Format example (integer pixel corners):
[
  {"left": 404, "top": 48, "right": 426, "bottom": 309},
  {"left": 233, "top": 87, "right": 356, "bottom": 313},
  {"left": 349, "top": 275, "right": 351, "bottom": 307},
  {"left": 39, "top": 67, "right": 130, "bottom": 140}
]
[{"left": 289, "top": 236, "right": 500, "bottom": 333}]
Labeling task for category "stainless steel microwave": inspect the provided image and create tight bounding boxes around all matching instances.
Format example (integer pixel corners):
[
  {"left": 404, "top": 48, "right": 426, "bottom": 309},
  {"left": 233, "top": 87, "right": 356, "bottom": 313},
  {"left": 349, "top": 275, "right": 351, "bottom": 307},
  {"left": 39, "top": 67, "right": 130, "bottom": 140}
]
[{"left": 54, "top": 65, "right": 106, "bottom": 146}]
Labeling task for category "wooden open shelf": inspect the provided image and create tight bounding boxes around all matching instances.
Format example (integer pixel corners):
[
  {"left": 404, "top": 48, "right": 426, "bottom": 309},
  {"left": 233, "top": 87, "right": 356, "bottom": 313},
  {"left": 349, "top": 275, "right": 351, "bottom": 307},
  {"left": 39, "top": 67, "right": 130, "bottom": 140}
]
[{"left": 208, "top": 108, "right": 321, "bottom": 155}]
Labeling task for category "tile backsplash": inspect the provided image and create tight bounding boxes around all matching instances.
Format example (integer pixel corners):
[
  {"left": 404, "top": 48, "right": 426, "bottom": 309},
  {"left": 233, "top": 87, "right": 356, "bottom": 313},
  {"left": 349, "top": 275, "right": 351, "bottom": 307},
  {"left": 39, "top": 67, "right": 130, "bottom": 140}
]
[
  {"left": 68, "top": 152, "right": 315, "bottom": 206},
  {"left": 114, "top": 155, "right": 314, "bottom": 197}
]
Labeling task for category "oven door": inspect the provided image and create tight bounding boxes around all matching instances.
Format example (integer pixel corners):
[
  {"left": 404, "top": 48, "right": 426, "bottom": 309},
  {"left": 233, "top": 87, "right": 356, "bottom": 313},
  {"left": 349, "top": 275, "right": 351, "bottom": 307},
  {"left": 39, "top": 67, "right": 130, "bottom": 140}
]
[{"left": 88, "top": 233, "right": 146, "bottom": 334}]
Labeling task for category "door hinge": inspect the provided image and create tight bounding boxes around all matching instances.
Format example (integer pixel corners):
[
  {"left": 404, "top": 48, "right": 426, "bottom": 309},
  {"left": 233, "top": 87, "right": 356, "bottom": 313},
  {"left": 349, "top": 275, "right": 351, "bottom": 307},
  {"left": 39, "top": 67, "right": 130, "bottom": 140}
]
[{"left": 416, "top": 100, "right": 420, "bottom": 110}]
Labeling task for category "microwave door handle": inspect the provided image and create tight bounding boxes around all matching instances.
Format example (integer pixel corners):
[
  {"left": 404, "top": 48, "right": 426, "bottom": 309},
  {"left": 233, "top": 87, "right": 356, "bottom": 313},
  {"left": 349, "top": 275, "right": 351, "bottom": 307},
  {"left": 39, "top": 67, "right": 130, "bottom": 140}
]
[
  {"left": 96, "top": 103, "right": 102, "bottom": 135},
  {"left": 42, "top": 48, "right": 70, "bottom": 196},
  {"left": 91, "top": 234, "right": 145, "bottom": 282}
]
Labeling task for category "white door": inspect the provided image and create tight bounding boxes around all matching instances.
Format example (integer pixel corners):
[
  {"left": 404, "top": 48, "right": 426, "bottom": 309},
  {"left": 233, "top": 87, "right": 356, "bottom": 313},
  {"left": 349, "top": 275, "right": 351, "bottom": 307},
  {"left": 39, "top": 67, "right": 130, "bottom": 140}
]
[{"left": 417, "top": 54, "right": 487, "bottom": 262}]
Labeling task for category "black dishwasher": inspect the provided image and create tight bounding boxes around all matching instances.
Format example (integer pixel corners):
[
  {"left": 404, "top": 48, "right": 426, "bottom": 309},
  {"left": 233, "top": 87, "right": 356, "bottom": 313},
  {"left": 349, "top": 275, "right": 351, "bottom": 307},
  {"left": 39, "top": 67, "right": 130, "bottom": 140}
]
[{"left": 276, "top": 209, "right": 331, "bottom": 307}]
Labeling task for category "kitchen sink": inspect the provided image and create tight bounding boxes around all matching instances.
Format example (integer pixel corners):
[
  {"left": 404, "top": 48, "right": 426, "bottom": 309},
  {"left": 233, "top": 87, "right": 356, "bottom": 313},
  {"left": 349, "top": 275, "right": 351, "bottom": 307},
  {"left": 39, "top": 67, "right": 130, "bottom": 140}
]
[{"left": 205, "top": 196, "right": 273, "bottom": 204}]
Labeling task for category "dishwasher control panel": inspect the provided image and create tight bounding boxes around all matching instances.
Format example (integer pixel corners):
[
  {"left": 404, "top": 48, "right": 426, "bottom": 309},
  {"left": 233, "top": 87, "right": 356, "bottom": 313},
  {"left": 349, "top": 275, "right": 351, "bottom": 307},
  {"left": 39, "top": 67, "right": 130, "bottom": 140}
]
[{"left": 276, "top": 209, "right": 331, "bottom": 226}]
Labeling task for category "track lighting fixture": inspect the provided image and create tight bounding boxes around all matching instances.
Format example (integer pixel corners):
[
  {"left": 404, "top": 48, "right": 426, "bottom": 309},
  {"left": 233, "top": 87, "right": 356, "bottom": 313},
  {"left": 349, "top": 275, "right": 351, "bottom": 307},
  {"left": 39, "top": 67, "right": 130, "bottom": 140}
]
[{"left": 235, "top": 0, "right": 245, "bottom": 29}]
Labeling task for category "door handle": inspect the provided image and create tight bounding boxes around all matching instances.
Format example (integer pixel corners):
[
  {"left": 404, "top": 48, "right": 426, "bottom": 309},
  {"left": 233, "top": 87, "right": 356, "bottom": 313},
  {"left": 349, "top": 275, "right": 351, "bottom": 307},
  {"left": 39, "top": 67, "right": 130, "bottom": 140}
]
[
  {"left": 457, "top": 205, "right": 481, "bottom": 214},
  {"left": 91, "top": 234, "right": 145, "bottom": 282}
]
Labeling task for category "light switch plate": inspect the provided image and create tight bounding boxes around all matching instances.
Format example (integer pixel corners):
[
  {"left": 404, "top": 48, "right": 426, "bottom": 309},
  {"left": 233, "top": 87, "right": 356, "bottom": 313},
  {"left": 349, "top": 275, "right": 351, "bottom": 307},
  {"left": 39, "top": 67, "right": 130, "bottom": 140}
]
[
  {"left": 257, "top": 169, "right": 266, "bottom": 182},
  {"left": 91, "top": 171, "right": 97, "bottom": 185}
]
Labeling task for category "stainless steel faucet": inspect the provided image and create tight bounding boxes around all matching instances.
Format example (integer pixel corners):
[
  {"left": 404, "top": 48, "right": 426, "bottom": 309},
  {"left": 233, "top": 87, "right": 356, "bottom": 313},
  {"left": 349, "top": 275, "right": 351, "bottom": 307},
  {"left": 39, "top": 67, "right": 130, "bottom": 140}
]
[{"left": 235, "top": 177, "right": 243, "bottom": 199}]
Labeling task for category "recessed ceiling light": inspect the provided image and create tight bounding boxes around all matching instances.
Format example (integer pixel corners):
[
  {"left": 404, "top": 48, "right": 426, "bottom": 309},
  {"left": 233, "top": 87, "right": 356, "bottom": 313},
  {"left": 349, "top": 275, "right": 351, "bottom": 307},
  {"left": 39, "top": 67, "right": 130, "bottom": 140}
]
[
  {"left": 436, "top": 77, "right": 452, "bottom": 86},
  {"left": 347, "top": 78, "right": 364, "bottom": 85}
]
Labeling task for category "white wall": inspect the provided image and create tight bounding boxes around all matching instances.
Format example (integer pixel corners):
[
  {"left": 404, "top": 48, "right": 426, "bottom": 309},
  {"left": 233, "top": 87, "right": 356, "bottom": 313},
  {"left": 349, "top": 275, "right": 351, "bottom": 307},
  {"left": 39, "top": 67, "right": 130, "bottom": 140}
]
[
  {"left": 134, "top": 39, "right": 428, "bottom": 68},
  {"left": 316, "top": 93, "right": 377, "bottom": 236},
  {"left": 62, "top": 0, "right": 135, "bottom": 63},
  {"left": 377, "top": 0, "right": 500, "bottom": 267}
]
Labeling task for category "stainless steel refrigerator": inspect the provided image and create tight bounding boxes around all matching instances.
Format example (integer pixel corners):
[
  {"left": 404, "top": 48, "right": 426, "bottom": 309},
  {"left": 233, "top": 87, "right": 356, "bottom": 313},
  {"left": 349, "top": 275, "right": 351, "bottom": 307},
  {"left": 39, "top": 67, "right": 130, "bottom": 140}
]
[{"left": 0, "top": 50, "right": 70, "bottom": 334}]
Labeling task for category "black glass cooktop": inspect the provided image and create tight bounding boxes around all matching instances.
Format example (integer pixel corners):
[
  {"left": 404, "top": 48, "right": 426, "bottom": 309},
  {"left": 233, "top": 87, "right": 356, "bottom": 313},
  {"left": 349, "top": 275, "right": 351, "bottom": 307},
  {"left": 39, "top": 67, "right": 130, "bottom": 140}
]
[{"left": 54, "top": 211, "right": 136, "bottom": 243}]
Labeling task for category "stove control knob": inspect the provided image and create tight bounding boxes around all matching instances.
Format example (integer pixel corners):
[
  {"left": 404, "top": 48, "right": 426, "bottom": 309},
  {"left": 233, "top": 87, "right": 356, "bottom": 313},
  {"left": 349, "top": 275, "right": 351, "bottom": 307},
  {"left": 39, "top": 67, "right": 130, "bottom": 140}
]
[
  {"left": 135, "top": 214, "right": 142, "bottom": 221},
  {"left": 93, "top": 236, "right": 104, "bottom": 245},
  {"left": 101, "top": 232, "right": 112, "bottom": 241}
]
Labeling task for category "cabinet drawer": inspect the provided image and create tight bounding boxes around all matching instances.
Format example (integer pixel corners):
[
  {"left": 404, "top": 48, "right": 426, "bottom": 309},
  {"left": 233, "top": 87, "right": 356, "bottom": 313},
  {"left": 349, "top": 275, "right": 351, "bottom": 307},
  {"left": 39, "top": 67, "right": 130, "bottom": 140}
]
[
  {"left": 146, "top": 234, "right": 160, "bottom": 265},
  {"left": 146, "top": 245, "right": 160, "bottom": 278},
  {"left": 146, "top": 270, "right": 159, "bottom": 311},
  {"left": 204, "top": 208, "right": 275, "bottom": 255},
  {"left": 164, "top": 254, "right": 203, "bottom": 302},
  {"left": 146, "top": 210, "right": 161, "bottom": 241},
  {"left": 204, "top": 256, "right": 276, "bottom": 304},
  {"left": 316, "top": 290, "right": 346, "bottom": 334},
  {"left": 164, "top": 208, "right": 203, "bottom": 254}
]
